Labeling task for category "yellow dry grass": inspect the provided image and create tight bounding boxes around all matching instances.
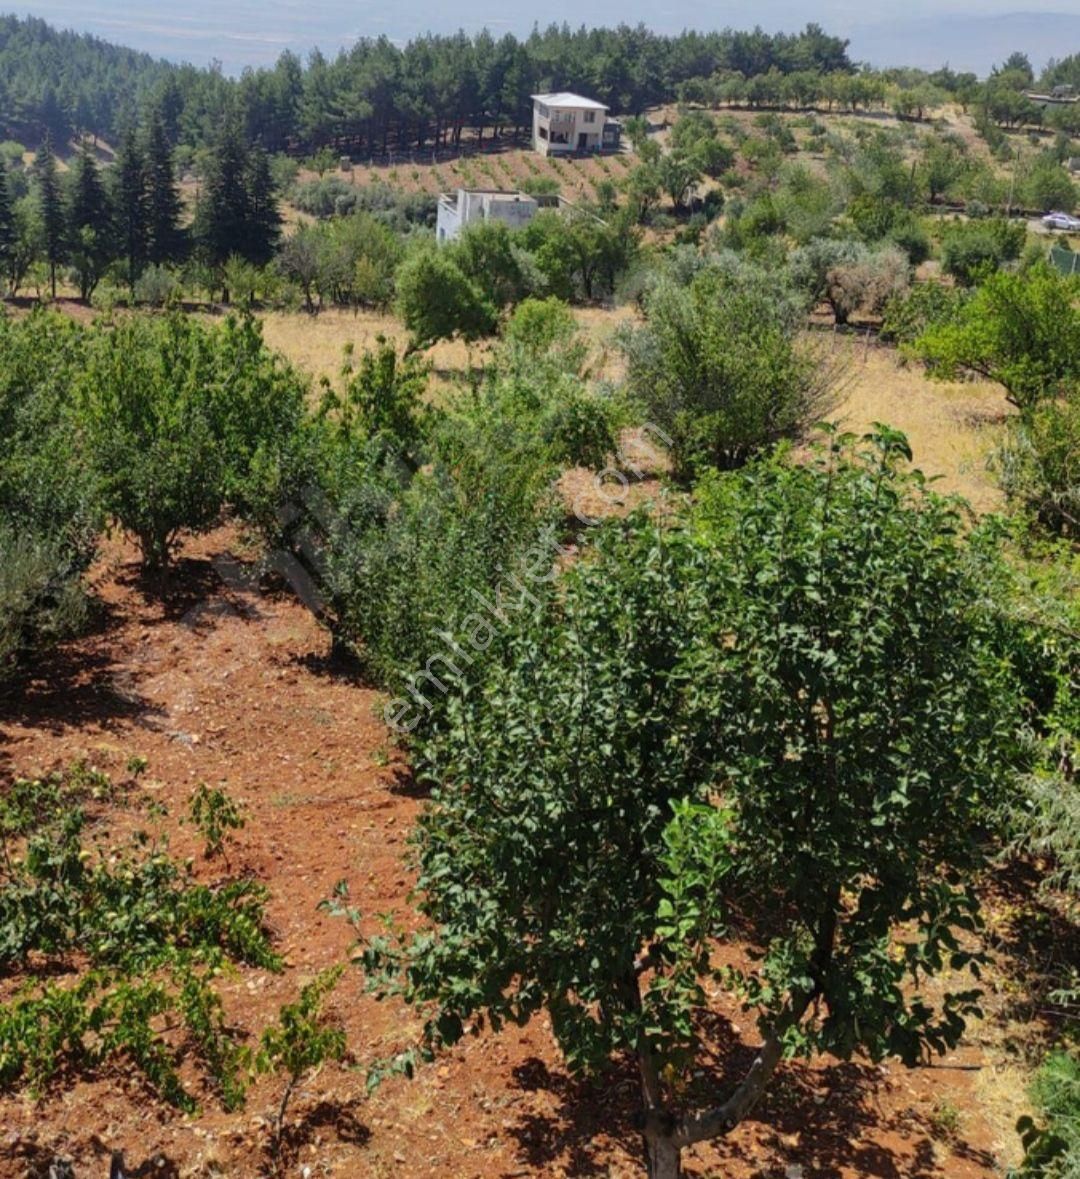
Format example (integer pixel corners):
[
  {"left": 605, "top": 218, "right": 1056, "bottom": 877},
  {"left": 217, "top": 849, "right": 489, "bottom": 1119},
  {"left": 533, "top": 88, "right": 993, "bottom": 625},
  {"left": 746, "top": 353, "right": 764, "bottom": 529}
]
[
  {"left": 258, "top": 303, "right": 635, "bottom": 392},
  {"left": 257, "top": 307, "right": 490, "bottom": 391},
  {"left": 257, "top": 304, "right": 1010, "bottom": 515},
  {"left": 825, "top": 335, "right": 1010, "bottom": 514}
]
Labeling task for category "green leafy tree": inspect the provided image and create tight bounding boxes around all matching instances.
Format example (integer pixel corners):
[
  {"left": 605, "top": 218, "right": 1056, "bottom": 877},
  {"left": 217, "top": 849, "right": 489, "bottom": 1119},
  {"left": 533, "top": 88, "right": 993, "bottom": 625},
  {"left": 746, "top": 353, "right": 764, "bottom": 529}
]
[
  {"left": 915, "top": 268, "right": 1080, "bottom": 415},
  {"left": 657, "top": 152, "right": 702, "bottom": 212},
  {"left": 6, "top": 196, "right": 43, "bottom": 297},
  {"left": 1023, "top": 156, "right": 1078, "bottom": 214},
  {"left": 519, "top": 208, "right": 638, "bottom": 302},
  {"left": 622, "top": 161, "right": 663, "bottom": 223},
  {"left": 277, "top": 223, "right": 323, "bottom": 311},
  {"left": 452, "top": 219, "right": 530, "bottom": 308},
  {"left": 395, "top": 246, "right": 496, "bottom": 350},
  {"left": 918, "top": 137, "right": 968, "bottom": 203},
  {"left": 362, "top": 432, "right": 1023, "bottom": 1179},
  {"left": 939, "top": 216, "right": 1025, "bottom": 286},
  {"left": 75, "top": 313, "right": 307, "bottom": 569}
]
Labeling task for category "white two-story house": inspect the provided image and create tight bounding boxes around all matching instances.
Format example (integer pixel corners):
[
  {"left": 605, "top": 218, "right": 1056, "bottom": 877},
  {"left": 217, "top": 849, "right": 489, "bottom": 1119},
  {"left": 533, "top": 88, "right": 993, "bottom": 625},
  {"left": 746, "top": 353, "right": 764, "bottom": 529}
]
[{"left": 531, "top": 92, "right": 619, "bottom": 156}]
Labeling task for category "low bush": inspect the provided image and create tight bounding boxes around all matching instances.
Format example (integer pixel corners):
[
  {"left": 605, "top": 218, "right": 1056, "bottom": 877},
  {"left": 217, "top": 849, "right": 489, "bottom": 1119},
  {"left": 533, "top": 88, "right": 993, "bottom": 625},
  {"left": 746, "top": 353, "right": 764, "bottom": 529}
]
[
  {"left": 939, "top": 216, "right": 1025, "bottom": 286},
  {"left": 0, "top": 764, "right": 280, "bottom": 1111},
  {"left": 619, "top": 262, "right": 835, "bottom": 480}
]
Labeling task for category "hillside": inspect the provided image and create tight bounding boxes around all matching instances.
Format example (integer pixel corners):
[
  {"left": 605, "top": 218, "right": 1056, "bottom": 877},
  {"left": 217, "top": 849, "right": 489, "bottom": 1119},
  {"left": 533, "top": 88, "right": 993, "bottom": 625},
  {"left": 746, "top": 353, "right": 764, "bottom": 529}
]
[{"left": 0, "top": 13, "right": 174, "bottom": 144}]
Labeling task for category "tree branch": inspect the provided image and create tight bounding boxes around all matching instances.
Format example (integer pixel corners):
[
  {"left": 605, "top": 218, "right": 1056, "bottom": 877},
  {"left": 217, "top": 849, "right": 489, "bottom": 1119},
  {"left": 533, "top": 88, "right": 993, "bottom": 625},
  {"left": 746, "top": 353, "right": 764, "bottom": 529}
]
[{"left": 670, "top": 992, "right": 815, "bottom": 1149}]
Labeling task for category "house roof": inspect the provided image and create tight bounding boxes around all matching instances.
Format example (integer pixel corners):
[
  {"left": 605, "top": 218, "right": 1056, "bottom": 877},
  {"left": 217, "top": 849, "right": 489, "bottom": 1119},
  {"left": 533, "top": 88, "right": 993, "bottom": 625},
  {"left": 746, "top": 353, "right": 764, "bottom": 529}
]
[{"left": 531, "top": 92, "right": 608, "bottom": 111}]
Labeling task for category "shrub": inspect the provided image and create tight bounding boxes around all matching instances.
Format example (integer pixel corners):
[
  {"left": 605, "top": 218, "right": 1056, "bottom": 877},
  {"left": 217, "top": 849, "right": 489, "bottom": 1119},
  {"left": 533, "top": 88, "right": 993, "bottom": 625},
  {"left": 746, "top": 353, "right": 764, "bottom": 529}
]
[
  {"left": 619, "top": 262, "right": 835, "bottom": 479},
  {"left": 0, "top": 526, "right": 91, "bottom": 680},
  {"left": 0, "top": 764, "right": 280, "bottom": 1111},
  {"left": 1017, "top": 1050, "right": 1080, "bottom": 1176},
  {"left": 133, "top": 263, "right": 179, "bottom": 307},
  {"left": 500, "top": 296, "right": 584, "bottom": 367},
  {"left": 0, "top": 311, "right": 100, "bottom": 679},
  {"left": 290, "top": 176, "right": 359, "bottom": 218},
  {"left": 272, "top": 344, "right": 563, "bottom": 704},
  {"left": 995, "top": 391, "right": 1080, "bottom": 536},
  {"left": 939, "top": 216, "right": 1025, "bottom": 286},
  {"left": 879, "top": 280, "right": 960, "bottom": 344},
  {"left": 1023, "top": 156, "right": 1079, "bottom": 214}
]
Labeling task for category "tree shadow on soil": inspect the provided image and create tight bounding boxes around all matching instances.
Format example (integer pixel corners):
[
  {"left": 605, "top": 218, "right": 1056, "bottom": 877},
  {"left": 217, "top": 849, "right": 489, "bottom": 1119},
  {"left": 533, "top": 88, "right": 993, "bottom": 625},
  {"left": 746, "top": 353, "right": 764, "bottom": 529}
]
[
  {"left": 981, "top": 857, "right": 1080, "bottom": 1037},
  {"left": 120, "top": 553, "right": 269, "bottom": 627},
  {"left": 266, "top": 1100, "right": 371, "bottom": 1174},
  {"left": 0, "top": 609, "right": 165, "bottom": 768},
  {"left": 503, "top": 1031, "right": 994, "bottom": 1179},
  {"left": 5, "top": 1141, "right": 182, "bottom": 1179},
  {"left": 381, "top": 763, "right": 430, "bottom": 799}
]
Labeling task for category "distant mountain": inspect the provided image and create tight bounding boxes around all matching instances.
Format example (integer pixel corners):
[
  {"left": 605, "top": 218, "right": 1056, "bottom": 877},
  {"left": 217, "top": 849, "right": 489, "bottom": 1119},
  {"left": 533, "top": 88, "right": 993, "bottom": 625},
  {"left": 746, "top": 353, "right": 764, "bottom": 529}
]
[{"left": 848, "top": 11, "right": 1080, "bottom": 76}]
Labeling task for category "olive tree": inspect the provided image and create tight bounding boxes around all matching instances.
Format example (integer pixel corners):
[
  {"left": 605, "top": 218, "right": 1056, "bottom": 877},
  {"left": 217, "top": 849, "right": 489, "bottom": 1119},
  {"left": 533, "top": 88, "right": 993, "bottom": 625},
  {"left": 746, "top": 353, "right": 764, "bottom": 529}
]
[
  {"left": 360, "top": 431, "right": 1024, "bottom": 1178},
  {"left": 789, "top": 238, "right": 910, "bottom": 325}
]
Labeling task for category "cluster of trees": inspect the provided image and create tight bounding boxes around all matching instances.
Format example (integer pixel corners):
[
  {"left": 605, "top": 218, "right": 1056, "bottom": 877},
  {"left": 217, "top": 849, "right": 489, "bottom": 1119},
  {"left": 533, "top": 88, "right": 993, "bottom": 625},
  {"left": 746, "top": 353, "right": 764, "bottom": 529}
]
[
  {"left": 396, "top": 210, "right": 638, "bottom": 347},
  {"left": 679, "top": 66, "right": 947, "bottom": 119},
  {"left": 1, "top": 15, "right": 851, "bottom": 151},
  {"left": 0, "top": 14, "right": 171, "bottom": 145},
  {"left": 0, "top": 115, "right": 281, "bottom": 303}
]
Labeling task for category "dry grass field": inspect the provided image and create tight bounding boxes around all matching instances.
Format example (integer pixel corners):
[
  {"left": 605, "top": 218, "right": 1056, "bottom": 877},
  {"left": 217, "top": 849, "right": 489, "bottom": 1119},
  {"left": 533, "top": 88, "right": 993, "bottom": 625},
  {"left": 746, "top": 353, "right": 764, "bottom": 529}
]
[
  {"left": 826, "top": 335, "right": 1009, "bottom": 513},
  {"left": 259, "top": 305, "right": 1010, "bottom": 515}
]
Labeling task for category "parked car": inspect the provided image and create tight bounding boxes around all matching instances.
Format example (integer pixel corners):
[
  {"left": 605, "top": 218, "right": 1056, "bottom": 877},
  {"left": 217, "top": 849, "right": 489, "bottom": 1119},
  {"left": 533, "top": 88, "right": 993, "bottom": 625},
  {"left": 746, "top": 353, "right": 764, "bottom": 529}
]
[{"left": 1042, "top": 211, "right": 1080, "bottom": 231}]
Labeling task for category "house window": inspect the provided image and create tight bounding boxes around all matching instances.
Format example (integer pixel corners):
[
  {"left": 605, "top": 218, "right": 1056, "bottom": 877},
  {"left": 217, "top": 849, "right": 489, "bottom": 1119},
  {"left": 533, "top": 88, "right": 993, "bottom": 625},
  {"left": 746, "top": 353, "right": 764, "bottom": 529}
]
[
  {"left": 583, "top": 111, "right": 596, "bottom": 124},
  {"left": 537, "top": 103, "right": 549, "bottom": 118},
  {"left": 538, "top": 126, "right": 548, "bottom": 140}
]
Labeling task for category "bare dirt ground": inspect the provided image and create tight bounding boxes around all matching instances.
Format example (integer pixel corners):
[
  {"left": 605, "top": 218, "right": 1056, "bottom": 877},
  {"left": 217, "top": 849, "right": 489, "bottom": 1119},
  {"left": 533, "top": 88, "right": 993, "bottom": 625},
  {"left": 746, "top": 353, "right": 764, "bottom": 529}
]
[{"left": 0, "top": 507, "right": 1030, "bottom": 1179}]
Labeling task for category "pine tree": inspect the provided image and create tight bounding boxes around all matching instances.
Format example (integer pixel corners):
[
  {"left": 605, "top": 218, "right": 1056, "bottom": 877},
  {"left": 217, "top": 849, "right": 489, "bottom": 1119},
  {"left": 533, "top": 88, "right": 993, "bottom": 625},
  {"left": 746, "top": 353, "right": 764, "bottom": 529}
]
[
  {"left": 35, "top": 133, "right": 66, "bottom": 299},
  {"left": 0, "top": 162, "right": 15, "bottom": 286},
  {"left": 145, "top": 112, "right": 186, "bottom": 266},
  {"left": 67, "top": 141, "right": 112, "bottom": 301},
  {"left": 245, "top": 145, "right": 281, "bottom": 267},
  {"left": 193, "top": 114, "right": 252, "bottom": 297},
  {"left": 112, "top": 126, "right": 149, "bottom": 293}
]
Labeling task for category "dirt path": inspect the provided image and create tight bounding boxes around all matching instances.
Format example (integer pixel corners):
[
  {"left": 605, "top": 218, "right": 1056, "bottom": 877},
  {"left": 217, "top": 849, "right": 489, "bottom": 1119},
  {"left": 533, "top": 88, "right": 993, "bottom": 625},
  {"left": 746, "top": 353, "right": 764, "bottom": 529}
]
[{"left": 0, "top": 528, "right": 1014, "bottom": 1178}]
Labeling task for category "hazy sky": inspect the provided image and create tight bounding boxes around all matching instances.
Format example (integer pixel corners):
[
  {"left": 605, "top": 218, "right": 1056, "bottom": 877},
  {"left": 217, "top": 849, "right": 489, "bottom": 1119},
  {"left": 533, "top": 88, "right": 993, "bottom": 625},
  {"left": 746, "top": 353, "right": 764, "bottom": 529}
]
[{"left": 10, "top": 1, "right": 1080, "bottom": 74}]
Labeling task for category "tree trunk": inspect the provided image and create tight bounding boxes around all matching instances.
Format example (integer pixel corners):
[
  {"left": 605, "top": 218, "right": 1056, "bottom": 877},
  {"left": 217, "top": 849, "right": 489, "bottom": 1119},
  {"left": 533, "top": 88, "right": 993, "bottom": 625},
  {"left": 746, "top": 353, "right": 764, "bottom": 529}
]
[{"left": 645, "top": 1135, "right": 681, "bottom": 1179}]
